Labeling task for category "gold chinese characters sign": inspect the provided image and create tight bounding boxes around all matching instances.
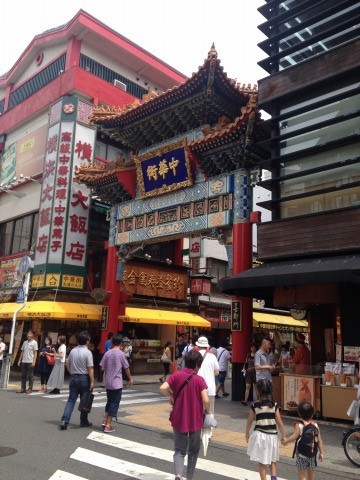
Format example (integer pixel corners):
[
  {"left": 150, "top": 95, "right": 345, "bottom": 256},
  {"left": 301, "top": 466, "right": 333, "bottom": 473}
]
[
  {"left": 134, "top": 139, "right": 193, "bottom": 199},
  {"left": 122, "top": 262, "right": 188, "bottom": 301}
]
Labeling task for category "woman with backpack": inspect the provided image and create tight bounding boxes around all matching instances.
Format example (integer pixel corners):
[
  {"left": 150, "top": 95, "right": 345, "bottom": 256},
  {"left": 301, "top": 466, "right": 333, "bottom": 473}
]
[
  {"left": 281, "top": 401, "right": 324, "bottom": 480},
  {"left": 245, "top": 379, "right": 285, "bottom": 480}
]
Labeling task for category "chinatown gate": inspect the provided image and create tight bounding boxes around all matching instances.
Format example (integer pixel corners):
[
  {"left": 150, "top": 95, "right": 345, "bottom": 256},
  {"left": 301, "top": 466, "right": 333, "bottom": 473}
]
[{"left": 77, "top": 47, "right": 270, "bottom": 399}]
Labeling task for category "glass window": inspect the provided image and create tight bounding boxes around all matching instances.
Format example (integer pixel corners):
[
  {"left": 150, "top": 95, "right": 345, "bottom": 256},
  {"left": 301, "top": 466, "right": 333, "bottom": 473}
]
[
  {"left": 280, "top": 117, "right": 360, "bottom": 155},
  {"left": 279, "top": 94, "right": 360, "bottom": 136},
  {"left": 280, "top": 142, "right": 360, "bottom": 176},
  {"left": 280, "top": 186, "right": 360, "bottom": 218},
  {"left": 0, "top": 213, "right": 38, "bottom": 257},
  {"left": 280, "top": 164, "right": 360, "bottom": 198}
]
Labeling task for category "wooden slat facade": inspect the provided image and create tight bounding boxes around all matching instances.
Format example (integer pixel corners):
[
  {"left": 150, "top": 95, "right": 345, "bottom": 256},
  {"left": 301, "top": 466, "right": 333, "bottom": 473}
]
[
  {"left": 258, "top": 40, "right": 360, "bottom": 108},
  {"left": 257, "top": 207, "right": 360, "bottom": 260}
]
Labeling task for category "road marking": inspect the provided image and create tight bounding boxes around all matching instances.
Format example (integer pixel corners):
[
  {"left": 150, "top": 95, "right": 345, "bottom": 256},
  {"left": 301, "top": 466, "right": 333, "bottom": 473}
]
[
  {"left": 49, "top": 470, "right": 88, "bottom": 480},
  {"left": 88, "top": 433, "right": 289, "bottom": 480},
  {"left": 71, "top": 447, "right": 174, "bottom": 479},
  {"left": 92, "top": 397, "right": 167, "bottom": 407}
]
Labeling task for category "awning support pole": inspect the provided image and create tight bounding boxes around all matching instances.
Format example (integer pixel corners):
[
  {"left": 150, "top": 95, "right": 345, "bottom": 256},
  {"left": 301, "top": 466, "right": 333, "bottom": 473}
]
[{"left": 0, "top": 271, "right": 31, "bottom": 389}]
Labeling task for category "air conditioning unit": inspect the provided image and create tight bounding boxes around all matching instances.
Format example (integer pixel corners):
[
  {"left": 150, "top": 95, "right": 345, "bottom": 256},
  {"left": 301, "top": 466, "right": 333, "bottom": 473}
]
[{"left": 113, "top": 79, "right": 127, "bottom": 92}]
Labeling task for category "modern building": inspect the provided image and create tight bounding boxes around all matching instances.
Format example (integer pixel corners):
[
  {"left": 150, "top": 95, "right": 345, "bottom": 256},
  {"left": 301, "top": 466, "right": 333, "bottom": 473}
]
[{"left": 221, "top": 0, "right": 360, "bottom": 415}]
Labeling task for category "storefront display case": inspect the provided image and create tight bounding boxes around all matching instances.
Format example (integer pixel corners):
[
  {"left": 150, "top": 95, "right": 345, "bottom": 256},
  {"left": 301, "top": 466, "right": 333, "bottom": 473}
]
[{"left": 132, "top": 339, "right": 163, "bottom": 374}]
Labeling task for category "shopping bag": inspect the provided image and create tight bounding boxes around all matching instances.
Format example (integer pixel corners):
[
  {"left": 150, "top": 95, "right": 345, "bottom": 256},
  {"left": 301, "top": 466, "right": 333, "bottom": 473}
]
[
  {"left": 171, "top": 360, "right": 178, "bottom": 373},
  {"left": 347, "top": 399, "right": 360, "bottom": 418},
  {"left": 78, "top": 391, "right": 94, "bottom": 413}
]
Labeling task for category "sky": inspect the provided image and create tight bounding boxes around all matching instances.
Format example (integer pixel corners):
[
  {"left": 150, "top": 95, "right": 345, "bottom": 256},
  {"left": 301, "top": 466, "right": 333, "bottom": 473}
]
[{"left": 1, "top": 0, "right": 266, "bottom": 85}]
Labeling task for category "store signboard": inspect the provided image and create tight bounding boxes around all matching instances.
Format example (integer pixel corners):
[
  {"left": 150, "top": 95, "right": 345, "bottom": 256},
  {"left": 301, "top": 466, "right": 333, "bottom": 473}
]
[
  {"left": 33, "top": 97, "right": 95, "bottom": 290},
  {"left": 344, "top": 346, "right": 360, "bottom": 362},
  {"left": 135, "top": 140, "right": 193, "bottom": 199},
  {"left": 231, "top": 300, "right": 242, "bottom": 331},
  {"left": 283, "top": 375, "right": 315, "bottom": 412},
  {"left": 122, "top": 262, "right": 188, "bottom": 301}
]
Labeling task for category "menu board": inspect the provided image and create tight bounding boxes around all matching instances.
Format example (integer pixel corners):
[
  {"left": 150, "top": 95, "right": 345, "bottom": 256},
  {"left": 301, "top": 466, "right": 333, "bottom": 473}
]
[
  {"left": 283, "top": 375, "right": 316, "bottom": 412},
  {"left": 344, "top": 346, "right": 360, "bottom": 362}
]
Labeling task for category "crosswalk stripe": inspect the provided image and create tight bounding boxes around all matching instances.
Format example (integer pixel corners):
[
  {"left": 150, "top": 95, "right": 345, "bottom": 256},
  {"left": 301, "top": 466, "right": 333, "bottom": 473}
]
[
  {"left": 70, "top": 447, "right": 174, "bottom": 479},
  {"left": 92, "top": 397, "right": 167, "bottom": 407},
  {"left": 49, "top": 470, "right": 88, "bottom": 480},
  {"left": 87, "top": 433, "right": 289, "bottom": 480}
]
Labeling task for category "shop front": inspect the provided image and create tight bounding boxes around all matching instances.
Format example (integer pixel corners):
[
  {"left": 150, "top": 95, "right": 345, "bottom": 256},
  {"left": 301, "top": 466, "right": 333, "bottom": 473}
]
[
  {"left": 0, "top": 300, "right": 104, "bottom": 366},
  {"left": 119, "top": 307, "right": 211, "bottom": 374}
]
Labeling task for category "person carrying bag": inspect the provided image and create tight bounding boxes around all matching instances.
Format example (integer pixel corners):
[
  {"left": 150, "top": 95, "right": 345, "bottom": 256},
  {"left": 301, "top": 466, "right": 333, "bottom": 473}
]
[{"left": 159, "top": 340, "right": 172, "bottom": 383}]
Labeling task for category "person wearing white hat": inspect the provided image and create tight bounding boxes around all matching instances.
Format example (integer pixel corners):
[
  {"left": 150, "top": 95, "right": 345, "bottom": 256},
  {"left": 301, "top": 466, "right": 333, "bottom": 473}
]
[{"left": 196, "top": 336, "right": 219, "bottom": 417}]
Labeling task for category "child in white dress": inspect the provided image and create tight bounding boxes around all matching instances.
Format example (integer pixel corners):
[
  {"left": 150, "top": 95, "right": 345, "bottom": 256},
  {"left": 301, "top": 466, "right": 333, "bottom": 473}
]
[{"left": 245, "top": 379, "right": 285, "bottom": 480}]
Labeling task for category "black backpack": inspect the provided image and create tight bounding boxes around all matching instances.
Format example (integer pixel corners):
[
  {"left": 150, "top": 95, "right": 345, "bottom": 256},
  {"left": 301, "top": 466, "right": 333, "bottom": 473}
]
[{"left": 293, "top": 422, "right": 319, "bottom": 459}]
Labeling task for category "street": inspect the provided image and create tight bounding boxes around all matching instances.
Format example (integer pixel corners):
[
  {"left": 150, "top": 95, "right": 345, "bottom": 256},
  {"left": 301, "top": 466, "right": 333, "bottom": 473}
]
[{"left": 0, "top": 380, "right": 359, "bottom": 480}]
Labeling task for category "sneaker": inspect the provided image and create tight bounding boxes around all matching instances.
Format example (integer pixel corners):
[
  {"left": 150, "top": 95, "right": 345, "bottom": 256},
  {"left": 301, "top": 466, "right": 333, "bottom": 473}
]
[
  {"left": 101, "top": 422, "right": 106, "bottom": 428},
  {"left": 16, "top": 389, "right": 26, "bottom": 394},
  {"left": 222, "top": 392, "right": 230, "bottom": 397},
  {"left": 241, "top": 401, "right": 248, "bottom": 406},
  {"left": 215, "top": 394, "right": 220, "bottom": 398},
  {"left": 103, "top": 425, "right": 115, "bottom": 433},
  {"left": 26, "top": 389, "right": 33, "bottom": 394}
]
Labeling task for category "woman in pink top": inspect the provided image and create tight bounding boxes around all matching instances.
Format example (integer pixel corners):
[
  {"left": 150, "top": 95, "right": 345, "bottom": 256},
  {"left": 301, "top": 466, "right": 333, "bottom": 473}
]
[{"left": 160, "top": 349, "right": 210, "bottom": 480}]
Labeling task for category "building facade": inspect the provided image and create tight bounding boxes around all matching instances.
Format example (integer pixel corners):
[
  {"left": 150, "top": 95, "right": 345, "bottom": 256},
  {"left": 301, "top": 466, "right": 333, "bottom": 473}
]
[
  {"left": 221, "top": 0, "right": 360, "bottom": 415},
  {"left": 0, "top": 10, "right": 186, "bottom": 365}
]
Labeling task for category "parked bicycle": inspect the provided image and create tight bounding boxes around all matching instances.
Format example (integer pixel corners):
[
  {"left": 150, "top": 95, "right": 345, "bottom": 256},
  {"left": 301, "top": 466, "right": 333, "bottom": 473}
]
[{"left": 343, "top": 426, "right": 360, "bottom": 467}]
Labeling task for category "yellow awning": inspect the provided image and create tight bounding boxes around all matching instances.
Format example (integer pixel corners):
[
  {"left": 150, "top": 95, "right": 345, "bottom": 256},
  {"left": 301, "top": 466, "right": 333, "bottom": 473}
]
[
  {"left": 253, "top": 311, "right": 308, "bottom": 333},
  {"left": 119, "top": 307, "right": 211, "bottom": 328},
  {"left": 0, "top": 301, "right": 103, "bottom": 322}
]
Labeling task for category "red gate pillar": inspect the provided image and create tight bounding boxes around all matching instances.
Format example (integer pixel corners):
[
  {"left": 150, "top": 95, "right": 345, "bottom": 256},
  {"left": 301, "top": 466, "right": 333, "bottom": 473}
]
[
  {"left": 100, "top": 242, "right": 124, "bottom": 353},
  {"left": 231, "top": 170, "right": 253, "bottom": 401}
]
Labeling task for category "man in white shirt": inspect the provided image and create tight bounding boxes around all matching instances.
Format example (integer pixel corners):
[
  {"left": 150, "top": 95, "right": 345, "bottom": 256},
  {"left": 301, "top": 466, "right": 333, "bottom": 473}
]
[
  {"left": 215, "top": 338, "right": 231, "bottom": 398},
  {"left": 196, "top": 336, "right": 219, "bottom": 416},
  {"left": 17, "top": 330, "right": 38, "bottom": 394}
]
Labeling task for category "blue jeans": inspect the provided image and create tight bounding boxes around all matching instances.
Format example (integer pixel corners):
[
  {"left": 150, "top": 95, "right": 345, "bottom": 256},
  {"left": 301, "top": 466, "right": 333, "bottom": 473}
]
[
  {"left": 106, "top": 388, "right": 122, "bottom": 416},
  {"left": 61, "top": 374, "right": 91, "bottom": 424}
]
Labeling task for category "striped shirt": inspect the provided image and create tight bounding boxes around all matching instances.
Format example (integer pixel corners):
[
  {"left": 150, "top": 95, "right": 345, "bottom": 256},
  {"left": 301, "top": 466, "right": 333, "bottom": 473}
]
[{"left": 251, "top": 400, "right": 278, "bottom": 435}]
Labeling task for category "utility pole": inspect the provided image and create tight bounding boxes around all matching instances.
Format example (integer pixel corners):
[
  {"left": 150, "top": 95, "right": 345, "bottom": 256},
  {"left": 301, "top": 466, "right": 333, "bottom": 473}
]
[{"left": 0, "top": 256, "right": 33, "bottom": 389}]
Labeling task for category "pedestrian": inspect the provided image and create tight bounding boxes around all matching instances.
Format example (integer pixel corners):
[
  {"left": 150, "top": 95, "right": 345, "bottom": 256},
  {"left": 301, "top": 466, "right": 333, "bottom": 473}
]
[
  {"left": 175, "top": 334, "right": 187, "bottom": 369},
  {"left": 159, "top": 340, "right": 172, "bottom": 383},
  {"left": 279, "top": 345, "right": 290, "bottom": 368},
  {"left": 60, "top": 331, "right": 94, "bottom": 430},
  {"left": 290, "top": 334, "right": 311, "bottom": 375},
  {"left": 255, "top": 338, "right": 275, "bottom": 384},
  {"left": 281, "top": 401, "right": 324, "bottom": 479},
  {"left": 242, "top": 343, "right": 257, "bottom": 406},
  {"left": 181, "top": 334, "right": 198, "bottom": 366},
  {"left": 38, "top": 336, "right": 54, "bottom": 393},
  {"left": 160, "top": 349, "right": 210, "bottom": 480},
  {"left": 47, "top": 335, "right": 67, "bottom": 394},
  {"left": 0, "top": 335, "right": 6, "bottom": 372},
  {"left": 101, "top": 332, "right": 114, "bottom": 387},
  {"left": 100, "top": 333, "right": 133, "bottom": 432},
  {"left": 17, "top": 330, "right": 38, "bottom": 394},
  {"left": 245, "top": 379, "right": 285, "bottom": 480},
  {"left": 215, "top": 338, "right": 231, "bottom": 398},
  {"left": 196, "top": 336, "right": 219, "bottom": 416}
]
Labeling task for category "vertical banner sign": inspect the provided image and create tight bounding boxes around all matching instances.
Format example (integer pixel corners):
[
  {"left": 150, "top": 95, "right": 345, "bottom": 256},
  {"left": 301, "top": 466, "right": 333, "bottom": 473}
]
[
  {"left": 33, "top": 97, "right": 95, "bottom": 290},
  {"left": 62, "top": 122, "right": 95, "bottom": 288},
  {"left": 34, "top": 123, "right": 60, "bottom": 268},
  {"left": 231, "top": 300, "right": 242, "bottom": 331},
  {"left": 189, "top": 235, "right": 201, "bottom": 258},
  {"left": 101, "top": 306, "right": 109, "bottom": 330}
]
